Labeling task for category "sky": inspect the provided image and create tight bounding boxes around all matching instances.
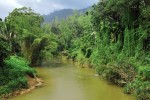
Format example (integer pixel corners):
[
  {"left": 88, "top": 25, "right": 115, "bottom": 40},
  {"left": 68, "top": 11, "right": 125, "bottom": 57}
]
[{"left": 0, "top": 0, "right": 99, "bottom": 19}]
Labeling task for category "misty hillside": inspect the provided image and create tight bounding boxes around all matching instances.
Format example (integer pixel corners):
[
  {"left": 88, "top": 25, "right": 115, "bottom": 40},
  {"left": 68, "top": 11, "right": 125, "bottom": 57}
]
[{"left": 43, "top": 7, "right": 91, "bottom": 23}]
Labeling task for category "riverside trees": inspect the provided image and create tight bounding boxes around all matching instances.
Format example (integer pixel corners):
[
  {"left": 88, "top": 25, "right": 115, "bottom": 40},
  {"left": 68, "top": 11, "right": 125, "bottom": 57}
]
[
  {"left": 0, "top": 0, "right": 149, "bottom": 99},
  {"left": 47, "top": 0, "right": 149, "bottom": 99},
  {"left": 0, "top": 7, "right": 58, "bottom": 97},
  {"left": 5, "top": 7, "right": 58, "bottom": 66}
]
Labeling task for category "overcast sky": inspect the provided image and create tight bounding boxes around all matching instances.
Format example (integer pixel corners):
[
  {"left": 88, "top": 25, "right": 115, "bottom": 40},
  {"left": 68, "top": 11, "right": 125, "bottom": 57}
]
[{"left": 0, "top": 0, "right": 99, "bottom": 19}]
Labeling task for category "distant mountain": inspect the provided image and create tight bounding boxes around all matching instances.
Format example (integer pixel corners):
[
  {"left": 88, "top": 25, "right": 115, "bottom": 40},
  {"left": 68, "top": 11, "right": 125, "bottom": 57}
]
[{"left": 43, "top": 7, "right": 91, "bottom": 23}]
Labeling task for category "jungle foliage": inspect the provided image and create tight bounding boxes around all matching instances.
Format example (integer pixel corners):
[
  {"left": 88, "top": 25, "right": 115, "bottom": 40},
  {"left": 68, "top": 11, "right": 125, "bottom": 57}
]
[
  {"left": 4, "top": 7, "right": 58, "bottom": 66},
  {"left": 0, "top": 0, "right": 149, "bottom": 99},
  {"left": 45, "top": 0, "right": 149, "bottom": 99},
  {"left": 0, "top": 7, "right": 58, "bottom": 98},
  {"left": 0, "top": 56, "right": 35, "bottom": 96}
]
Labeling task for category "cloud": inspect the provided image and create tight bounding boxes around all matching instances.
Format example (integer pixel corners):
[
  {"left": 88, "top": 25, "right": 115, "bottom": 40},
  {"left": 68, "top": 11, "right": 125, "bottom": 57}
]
[
  {"left": 0, "top": 0, "right": 99, "bottom": 19},
  {"left": 53, "top": 0, "right": 99, "bottom": 9},
  {"left": 37, "top": 0, "right": 41, "bottom": 3},
  {"left": 0, "top": 0, "right": 22, "bottom": 8},
  {"left": 0, "top": 0, "right": 23, "bottom": 19}
]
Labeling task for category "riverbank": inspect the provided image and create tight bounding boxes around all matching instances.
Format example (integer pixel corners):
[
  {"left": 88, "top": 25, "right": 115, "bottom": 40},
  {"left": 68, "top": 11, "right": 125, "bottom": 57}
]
[
  {"left": 1, "top": 76, "right": 44, "bottom": 99},
  {"left": 62, "top": 54, "right": 150, "bottom": 100},
  {"left": 0, "top": 56, "right": 43, "bottom": 100},
  {"left": 11, "top": 59, "right": 134, "bottom": 100}
]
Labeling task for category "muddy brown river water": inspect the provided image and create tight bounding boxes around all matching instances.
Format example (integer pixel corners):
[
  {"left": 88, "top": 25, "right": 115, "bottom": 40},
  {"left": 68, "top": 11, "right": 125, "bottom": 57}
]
[{"left": 11, "top": 58, "right": 135, "bottom": 100}]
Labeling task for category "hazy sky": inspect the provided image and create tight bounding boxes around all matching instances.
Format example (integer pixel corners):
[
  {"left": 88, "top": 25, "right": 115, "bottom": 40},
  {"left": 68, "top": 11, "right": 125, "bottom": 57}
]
[{"left": 0, "top": 0, "right": 99, "bottom": 19}]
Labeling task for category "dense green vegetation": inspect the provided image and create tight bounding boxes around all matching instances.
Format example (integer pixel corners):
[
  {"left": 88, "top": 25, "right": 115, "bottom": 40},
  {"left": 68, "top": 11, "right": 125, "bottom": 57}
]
[
  {"left": 0, "top": 7, "right": 57, "bottom": 98},
  {"left": 5, "top": 7, "right": 58, "bottom": 66},
  {"left": 42, "top": 0, "right": 149, "bottom": 99},
  {"left": 0, "top": 56, "right": 35, "bottom": 96},
  {"left": 0, "top": 0, "right": 149, "bottom": 99}
]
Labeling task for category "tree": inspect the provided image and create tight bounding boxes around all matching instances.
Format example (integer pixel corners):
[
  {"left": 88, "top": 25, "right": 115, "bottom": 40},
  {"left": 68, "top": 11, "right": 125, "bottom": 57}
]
[
  {"left": 4, "top": 7, "right": 52, "bottom": 66},
  {"left": 0, "top": 20, "right": 11, "bottom": 67}
]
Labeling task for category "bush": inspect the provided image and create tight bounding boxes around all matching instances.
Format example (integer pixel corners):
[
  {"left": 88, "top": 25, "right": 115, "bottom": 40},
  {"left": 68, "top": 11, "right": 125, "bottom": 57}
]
[
  {"left": 95, "top": 62, "right": 137, "bottom": 86},
  {"left": 124, "top": 80, "right": 150, "bottom": 100},
  {"left": 138, "top": 66, "right": 150, "bottom": 81},
  {"left": 0, "top": 77, "right": 28, "bottom": 95},
  {"left": 124, "top": 66, "right": 150, "bottom": 100},
  {"left": 4, "top": 56, "right": 36, "bottom": 77},
  {"left": 0, "top": 56, "right": 36, "bottom": 97},
  {"left": 0, "top": 56, "right": 36, "bottom": 86}
]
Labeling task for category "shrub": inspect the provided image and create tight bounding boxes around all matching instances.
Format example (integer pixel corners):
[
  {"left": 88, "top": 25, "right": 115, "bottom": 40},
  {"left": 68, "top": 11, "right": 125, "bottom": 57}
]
[
  {"left": 0, "top": 77, "right": 28, "bottom": 95},
  {"left": 0, "top": 56, "right": 36, "bottom": 97},
  {"left": 138, "top": 66, "right": 150, "bottom": 81},
  {"left": 4, "top": 56, "right": 36, "bottom": 77},
  {"left": 95, "top": 62, "right": 137, "bottom": 86},
  {"left": 124, "top": 66, "right": 150, "bottom": 100}
]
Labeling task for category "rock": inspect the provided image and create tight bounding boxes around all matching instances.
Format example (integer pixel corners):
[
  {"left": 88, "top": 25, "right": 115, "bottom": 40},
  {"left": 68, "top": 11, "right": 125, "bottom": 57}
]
[
  {"left": 20, "top": 91, "right": 25, "bottom": 95},
  {"left": 30, "top": 86, "right": 35, "bottom": 90},
  {"left": 35, "top": 83, "right": 42, "bottom": 87},
  {"left": 26, "top": 89, "right": 31, "bottom": 93}
]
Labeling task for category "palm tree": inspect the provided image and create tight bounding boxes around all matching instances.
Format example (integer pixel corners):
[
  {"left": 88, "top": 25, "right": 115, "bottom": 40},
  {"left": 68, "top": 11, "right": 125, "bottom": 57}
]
[{"left": 0, "top": 20, "right": 11, "bottom": 67}]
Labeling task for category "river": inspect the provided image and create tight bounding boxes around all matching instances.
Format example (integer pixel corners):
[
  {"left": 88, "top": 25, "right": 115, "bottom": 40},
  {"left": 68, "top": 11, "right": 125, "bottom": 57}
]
[{"left": 11, "top": 58, "right": 135, "bottom": 100}]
